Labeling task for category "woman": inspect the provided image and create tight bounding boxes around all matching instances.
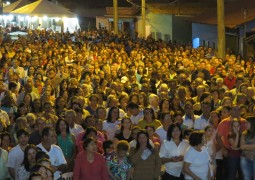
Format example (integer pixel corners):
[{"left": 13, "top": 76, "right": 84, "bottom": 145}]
[
  {"left": 158, "top": 99, "right": 171, "bottom": 117},
  {"left": 145, "top": 125, "right": 161, "bottom": 150},
  {"left": 103, "top": 107, "right": 120, "bottom": 140},
  {"left": 78, "top": 127, "right": 103, "bottom": 154},
  {"left": 55, "top": 119, "right": 76, "bottom": 172},
  {"left": 55, "top": 96, "right": 67, "bottom": 117},
  {"left": 227, "top": 119, "right": 242, "bottom": 180},
  {"left": 137, "top": 108, "right": 162, "bottom": 129},
  {"left": 114, "top": 117, "right": 133, "bottom": 144},
  {"left": 0, "top": 132, "right": 12, "bottom": 152},
  {"left": 17, "top": 145, "right": 38, "bottom": 179},
  {"left": 0, "top": 133, "right": 9, "bottom": 179},
  {"left": 183, "top": 131, "right": 211, "bottom": 180},
  {"left": 159, "top": 123, "right": 189, "bottom": 180},
  {"left": 23, "top": 93, "right": 33, "bottom": 112},
  {"left": 31, "top": 99, "right": 43, "bottom": 117},
  {"left": 107, "top": 140, "right": 132, "bottom": 180},
  {"left": 240, "top": 116, "right": 255, "bottom": 180},
  {"left": 73, "top": 137, "right": 109, "bottom": 180},
  {"left": 129, "top": 130, "right": 161, "bottom": 180},
  {"left": 95, "top": 106, "right": 107, "bottom": 120},
  {"left": 138, "top": 92, "right": 149, "bottom": 108}
]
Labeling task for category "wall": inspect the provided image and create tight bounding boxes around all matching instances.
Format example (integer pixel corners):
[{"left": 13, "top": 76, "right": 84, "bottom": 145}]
[
  {"left": 137, "top": 13, "right": 173, "bottom": 41},
  {"left": 172, "top": 16, "right": 192, "bottom": 43}
]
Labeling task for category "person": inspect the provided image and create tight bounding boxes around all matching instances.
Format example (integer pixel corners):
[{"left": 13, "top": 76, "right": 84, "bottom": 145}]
[
  {"left": 240, "top": 116, "right": 255, "bottom": 180},
  {"left": 30, "top": 164, "right": 54, "bottom": 180},
  {"left": 64, "top": 109, "right": 84, "bottom": 138},
  {"left": 137, "top": 107, "right": 161, "bottom": 129},
  {"left": 0, "top": 132, "right": 9, "bottom": 179},
  {"left": 103, "top": 140, "right": 114, "bottom": 157},
  {"left": 17, "top": 145, "right": 38, "bottom": 179},
  {"left": 183, "top": 102, "right": 199, "bottom": 129},
  {"left": 7, "top": 129, "right": 29, "bottom": 179},
  {"left": 36, "top": 127, "right": 67, "bottom": 180},
  {"left": 227, "top": 118, "right": 242, "bottom": 180},
  {"left": 73, "top": 137, "right": 109, "bottom": 180},
  {"left": 159, "top": 123, "right": 189, "bottom": 180},
  {"left": 194, "top": 101, "right": 211, "bottom": 130},
  {"left": 55, "top": 118, "right": 76, "bottom": 172},
  {"left": 28, "top": 172, "right": 44, "bottom": 180},
  {"left": 29, "top": 117, "right": 46, "bottom": 145},
  {"left": 126, "top": 102, "right": 144, "bottom": 125},
  {"left": 156, "top": 112, "right": 173, "bottom": 143},
  {"left": 106, "top": 140, "right": 132, "bottom": 180},
  {"left": 114, "top": 117, "right": 133, "bottom": 144},
  {"left": 146, "top": 125, "right": 161, "bottom": 149},
  {"left": 103, "top": 107, "right": 121, "bottom": 140},
  {"left": 129, "top": 130, "right": 161, "bottom": 180},
  {"left": 183, "top": 131, "right": 211, "bottom": 180}
]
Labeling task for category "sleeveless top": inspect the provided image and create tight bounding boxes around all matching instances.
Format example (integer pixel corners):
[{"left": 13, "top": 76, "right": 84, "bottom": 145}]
[{"left": 57, "top": 134, "right": 74, "bottom": 159}]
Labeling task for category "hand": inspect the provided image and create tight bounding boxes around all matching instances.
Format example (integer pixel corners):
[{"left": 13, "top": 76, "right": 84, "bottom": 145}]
[
  {"left": 170, "top": 156, "right": 179, "bottom": 162},
  {"left": 176, "top": 155, "right": 184, "bottom": 161}
]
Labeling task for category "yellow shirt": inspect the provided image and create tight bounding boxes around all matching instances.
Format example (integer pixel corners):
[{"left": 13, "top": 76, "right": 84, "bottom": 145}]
[{"left": 137, "top": 119, "right": 162, "bottom": 129}]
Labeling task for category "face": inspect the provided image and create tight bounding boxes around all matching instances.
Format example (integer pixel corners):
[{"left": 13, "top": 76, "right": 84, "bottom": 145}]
[
  {"left": 27, "top": 148, "right": 37, "bottom": 164},
  {"left": 162, "top": 114, "right": 172, "bottom": 127},
  {"left": 146, "top": 127, "right": 154, "bottom": 137},
  {"left": 231, "top": 107, "right": 241, "bottom": 118},
  {"left": 138, "top": 133, "right": 148, "bottom": 145},
  {"left": 205, "top": 127, "right": 214, "bottom": 137},
  {"left": 162, "top": 100, "right": 170, "bottom": 110},
  {"left": 86, "top": 141, "right": 97, "bottom": 153},
  {"left": 18, "top": 134, "right": 29, "bottom": 146},
  {"left": 117, "top": 150, "right": 128, "bottom": 159},
  {"left": 172, "top": 126, "right": 181, "bottom": 139},
  {"left": 122, "top": 118, "right": 131, "bottom": 129},
  {"left": 111, "top": 108, "right": 119, "bottom": 121},
  {"left": 59, "top": 121, "right": 67, "bottom": 132}
]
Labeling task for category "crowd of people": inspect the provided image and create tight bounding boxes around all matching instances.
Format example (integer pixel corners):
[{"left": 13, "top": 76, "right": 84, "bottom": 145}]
[{"left": 0, "top": 27, "right": 255, "bottom": 180}]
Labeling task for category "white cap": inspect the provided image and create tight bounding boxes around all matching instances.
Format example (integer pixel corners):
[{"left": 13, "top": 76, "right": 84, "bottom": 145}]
[{"left": 121, "top": 76, "right": 129, "bottom": 83}]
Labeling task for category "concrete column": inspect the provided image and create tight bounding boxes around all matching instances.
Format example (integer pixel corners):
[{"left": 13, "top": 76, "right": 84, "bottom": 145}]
[
  {"left": 217, "top": 0, "right": 225, "bottom": 59},
  {"left": 113, "top": 0, "right": 118, "bottom": 34},
  {"left": 141, "top": 0, "right": 146, "bottom": 38}
]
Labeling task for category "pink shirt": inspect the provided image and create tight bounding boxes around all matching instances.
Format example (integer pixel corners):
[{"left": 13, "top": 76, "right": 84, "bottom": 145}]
[{"left": 73, "top": 151, "right": 109, "bottom": 180}]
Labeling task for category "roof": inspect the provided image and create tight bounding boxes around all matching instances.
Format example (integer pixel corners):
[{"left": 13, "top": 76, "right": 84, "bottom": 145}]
[
  {"left": 190, "top": 0, "right": 255, "bottom": 28},
  {"left": 4, "top": 0, "right": 34, "bottom": 13},
  {"left": 11, "top": 0, "right": 76, "bottom": 17}
]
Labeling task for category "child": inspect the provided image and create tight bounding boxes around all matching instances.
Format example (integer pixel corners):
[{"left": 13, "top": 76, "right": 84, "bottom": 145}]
[{"left": 103, "top": 140, "right": 114, "bottom": 158}]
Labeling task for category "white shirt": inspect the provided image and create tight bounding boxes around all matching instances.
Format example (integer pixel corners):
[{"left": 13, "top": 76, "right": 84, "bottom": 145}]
[
  {"left": 37, "top": 143, "right": 67, "bottom": 180},
  {"left": 159, "top": 139, "right": 190, "bottom": 177},
  {"left": 155, "top": 126, "right": 167, "bottom": 143},
  {"left": 103, "top": 120, "right": 120, "bottom": 140},
  {"left": 130, "top": 110, "right": 144, "bottom": 125},
  {"left": 129, "top": 139, "right": 154, "bottom": 148},
  {"left": 194, "top": 115, "right": 210, "bottom": 130},
  {"left": 70, "top": 123, "right": 84, "bottom": 138},
  {"left": 184, "top": 146, "right": 210, "bottom": 180},
  {"left": 7, "top": 145, "right": 24, "bottom": 180},
  {"left": 183, "top": 115, "right": 199, "bottom": 129}
]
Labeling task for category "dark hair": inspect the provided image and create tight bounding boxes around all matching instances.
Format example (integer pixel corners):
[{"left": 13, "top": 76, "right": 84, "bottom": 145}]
[
  {"left": 37, "top": 158, "right": 51, "bottom": 165},
  {"left": 83, "top": 137, "right": 96, "bottom": 150},
  {"left": 82, "top": 127, "right": 97, "bottom": 141},
  {"left": 89, "top": 94, "right": 99, "bottom": 101},
  {"left": 143, "top": 107, "right": 156, "bottom": 120},
  {"left": 95, "top": 106, "right": 106, "bottom": 119},
  {"left": 31, "top": 99, "right": 43, "bottom": 113},
  {"left": 55, "top": 96, "right": 66, "bottom": 110},
  {"left": 183, "top": 129, "right": 194, "bottom": 138},
  {"left": 22, "top": 145, "right": 38, "bottom": 171},
  {"left": 41, "top": 127, "right": 53, "bottom": 138},
  {"left": 120, "top": 117, "right": 132, "bottom": 131},
  {"left": 116, "top": 140, "right": 129, "bottom": 151},
  {"left": 126, "top": 102, "right": 139, "bottom": 109},
  {"left": 0, "top": 132, "right": 11, "bottom": 145},
  {"left": 8, "top": 82, "right": 17, "bottom": 90},
  {"left": 159, "top": 98, "right": 171, "bottom": 112},
  {"left": 17, "top": 129, "right": 29, "bottom": 138},
  {"left": 55, "top": 118, "right": 70, "bottom": 135},
  {"left": 103, "top": 140, "right": 113, "bottom": 154},
  {"left": 189, "top": 131, "right": 204, "bottom": 146},
  {"left": 106, "top": 106, "right": 119, "bottom": 123},
  {"left": 28, "top": 172, "right": 43, "bottom": 180},
  {"left": 204, "top": 125, "right": 213, "bottom": 132},
  {"left": 167, "top": 123, "right": 183, "bottom": 141},
  {"left": 246, "top": 116, "right": 255, "bottom": 138},
  {"left": 136, "top": 130, "right": 153, "bottom": 152},
  {"left": 35, "top": 151, "right": 50, "bottom": 161},
  {"left": 157, "top": 112, "right": 171, "bottom": 121}
]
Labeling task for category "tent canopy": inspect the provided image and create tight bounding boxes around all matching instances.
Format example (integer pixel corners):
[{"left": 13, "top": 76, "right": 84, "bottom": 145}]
[
  {"left": 4, "top": 0, "right": 35, "bottom": 13},
  {"left": 11, "top": 0, "right": 76, "bottom": 18}
]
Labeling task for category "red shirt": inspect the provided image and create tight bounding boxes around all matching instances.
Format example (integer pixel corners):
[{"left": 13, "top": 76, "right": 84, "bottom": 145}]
[
  {"left": 216, "top": 117, "right": 247, "bottom": 149},
  {"left": 73, "top": 151, "right": 109, "bottom": 180},
  {"left": 223, "top": 76, "right": 236, "bottom": 90}
]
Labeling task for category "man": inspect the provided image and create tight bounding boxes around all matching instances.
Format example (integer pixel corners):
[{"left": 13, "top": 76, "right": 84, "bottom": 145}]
[
  {"left": 183, "top": 102, "right": 199, "bottom": 129},
  {"left": 223, "top": 68, "right": 236, "bottom": 90},
  {"left": 85, "top": 94, "right": 99, "bottom": 116},
  {"left": 37, "top": 127, "right": 67, "bottom": 180},
  {"left": 17, "top": 83, "right": 39, "bottom": 105},
  {"left": 7, "top": 129, "right": 29, "bottom": 179},
  {"left": 29, "top": 117, "right": 46, "bottom": 145},
  {"left": 126, "top": 102, "right": 144, "bottom": 125},
  {"left": 65, "top": 109, "right": 83, "bottom": 138},
  {"left": 194, "top": 101, "right": 211, "bottom": 130},
  {"left": 11, "top": 58, "right": 25, "bottom": 79},
  {"left": 148, "top": 93, "right": 160, "bottom": 115},
  {"left": 216, "top": 105, "right": 247, "bottom": 179}
]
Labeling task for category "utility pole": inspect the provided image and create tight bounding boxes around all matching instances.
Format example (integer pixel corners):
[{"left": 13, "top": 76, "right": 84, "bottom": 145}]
[
  {"left": 141, "top": 0, "right": 146, "bottom": 38},
  {"left": 217, "top": 0, "right": 225, "bottom": 59},
  {"left": 113, "top": 0, "right": 118, "bottom": 34}
]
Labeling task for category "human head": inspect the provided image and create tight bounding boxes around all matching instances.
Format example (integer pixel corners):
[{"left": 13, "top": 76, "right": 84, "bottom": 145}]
[
  {"left": 167, "top": 123, "right": 183, "bottom": 141},
  {"left": 83, "top": 137, "right": 97, "bottom": 153},
  {"left": 106, "top": 106, "right": 119, "bottom": 123},
  {"left": 116, "top": 140, "right": 129, "bottom": 158},
  {"left": 22, "top": 144, "right": 38, "bottom": 171},
  {"left": 55, "top": 118, "right": 70, "bottom": 135},
  {"left": 41, "top": 127, "right": 55, "bottom": 145},
  {"left": 189, "top": 131, "right": 205, "bottom": 147},
  {"left": 17, "top": 129, "right": 29, "bottom": 146},
  {"left": 136, "top": 130, "right": 152, "bottom": 151}
]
